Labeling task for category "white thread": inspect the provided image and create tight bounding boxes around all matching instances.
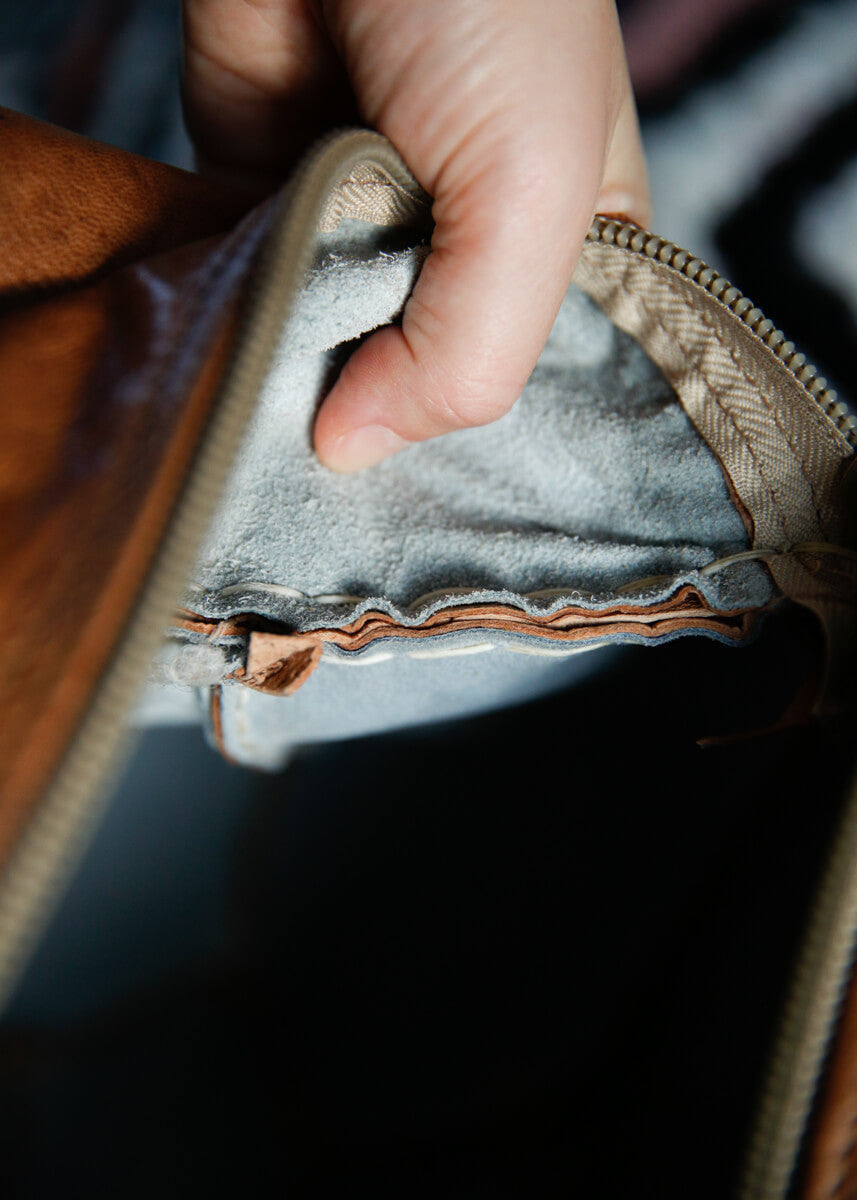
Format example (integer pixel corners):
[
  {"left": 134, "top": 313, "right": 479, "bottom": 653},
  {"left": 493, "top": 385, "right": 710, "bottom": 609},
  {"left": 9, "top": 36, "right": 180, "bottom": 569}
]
[
  {"left": 318, "top": 640, "right": 609, "bottom": 667},
  {"left": 312, "top": 593, "right": 375, "bottom": 604},
  {"left": 489, "top": 641, "right": 606, "bottom": 658},
  {"left": 406, "top": 642, "right": 495, "bottom": 661},
  {"left": 321, "top": 651, "right": 396, "bottom": 667},
  {"left": 186, "top": 541, "right": 852, "bottom": 623},
  {"left": 185, "top": 553, "right": 757, "bottom": 612}
]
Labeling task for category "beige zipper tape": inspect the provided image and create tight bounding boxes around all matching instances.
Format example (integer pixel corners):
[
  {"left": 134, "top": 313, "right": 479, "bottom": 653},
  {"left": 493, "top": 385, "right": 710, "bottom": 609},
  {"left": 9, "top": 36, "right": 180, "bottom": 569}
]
[
  {"left": 574, "top": 224, "right": 854, "bottom": 588},
  {"left": 574, "top": 220, "right": 857, "bottom": 716}
]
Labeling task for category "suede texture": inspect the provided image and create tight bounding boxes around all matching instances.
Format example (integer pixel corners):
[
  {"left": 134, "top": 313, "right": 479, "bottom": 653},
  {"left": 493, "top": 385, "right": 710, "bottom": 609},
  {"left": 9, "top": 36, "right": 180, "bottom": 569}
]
[
  {"left": 139, "top": 218, "right": 774, "bottom": 754},
  {"left": 185, "top": 220, "right": 768, "bottom": 630}
]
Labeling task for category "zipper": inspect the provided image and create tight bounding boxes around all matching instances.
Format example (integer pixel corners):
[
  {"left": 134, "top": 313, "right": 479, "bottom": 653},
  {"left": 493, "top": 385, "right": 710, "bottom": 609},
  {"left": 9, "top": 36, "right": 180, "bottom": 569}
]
[
  {"left": 582, "top": 217, "right": 857, "bottom": 1200},
  {"left": 0, "top": 136, "right": 854, "bottom": 1200},
  {"left": 585, "top": 216, "right": 857, "bottom": 448}
]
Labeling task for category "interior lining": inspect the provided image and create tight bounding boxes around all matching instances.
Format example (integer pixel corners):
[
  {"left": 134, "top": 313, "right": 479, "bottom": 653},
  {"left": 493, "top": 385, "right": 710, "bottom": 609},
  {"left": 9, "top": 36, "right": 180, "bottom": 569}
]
[{"left": 185, "top": 218, "right": 774, "bottom": 635}]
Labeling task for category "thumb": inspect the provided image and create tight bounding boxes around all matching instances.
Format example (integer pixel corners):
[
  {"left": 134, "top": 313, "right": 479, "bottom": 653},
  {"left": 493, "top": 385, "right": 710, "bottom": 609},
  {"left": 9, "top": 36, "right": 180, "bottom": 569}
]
[{"left": 313, "top": 3, "right": 649, "bottom": 472}]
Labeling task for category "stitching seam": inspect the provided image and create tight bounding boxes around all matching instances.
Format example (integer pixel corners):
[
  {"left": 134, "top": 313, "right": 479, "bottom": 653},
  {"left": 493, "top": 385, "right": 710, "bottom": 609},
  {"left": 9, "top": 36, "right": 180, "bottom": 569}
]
[{"left": 658, "top": 268, "right": 826, "bottom": 519}]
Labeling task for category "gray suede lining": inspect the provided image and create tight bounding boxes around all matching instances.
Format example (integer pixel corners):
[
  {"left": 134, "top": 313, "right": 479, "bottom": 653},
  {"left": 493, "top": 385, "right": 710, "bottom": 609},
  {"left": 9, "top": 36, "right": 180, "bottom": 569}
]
[
  {"left": 183, "top": 218, "right": 772, "bottom": 634},
  {"left": 138, "top": 218, "right": 775, "bottom": 750},
  {"left": 212, "top": 642, "right": 619, "bottom": 765}
]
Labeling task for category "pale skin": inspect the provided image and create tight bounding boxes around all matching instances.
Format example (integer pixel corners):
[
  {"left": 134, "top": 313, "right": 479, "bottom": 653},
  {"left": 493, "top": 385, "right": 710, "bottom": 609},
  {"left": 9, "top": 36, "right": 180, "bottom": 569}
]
[{"left": 183, "top": 0, "right": 650, "bottom": 471}]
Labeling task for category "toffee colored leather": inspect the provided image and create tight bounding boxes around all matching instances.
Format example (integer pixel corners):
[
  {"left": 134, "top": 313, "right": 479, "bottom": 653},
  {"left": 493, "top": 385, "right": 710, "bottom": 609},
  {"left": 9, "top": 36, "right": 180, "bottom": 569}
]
[
  {"left": 0, "top": 106, "right": 249, "bottom": 296},
  {"left": 0, "top": 111, "right": 253, "bottom": 862},
  {"left": 802, "top": 962, "right": 857, "bottom": 1200}
]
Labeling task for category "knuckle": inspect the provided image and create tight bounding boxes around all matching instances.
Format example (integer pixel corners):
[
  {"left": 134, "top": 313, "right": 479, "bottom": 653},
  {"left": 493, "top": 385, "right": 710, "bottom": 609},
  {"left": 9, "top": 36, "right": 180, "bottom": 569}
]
[{"left": 419, "top": 362, "right": 514, "bottom": 432}]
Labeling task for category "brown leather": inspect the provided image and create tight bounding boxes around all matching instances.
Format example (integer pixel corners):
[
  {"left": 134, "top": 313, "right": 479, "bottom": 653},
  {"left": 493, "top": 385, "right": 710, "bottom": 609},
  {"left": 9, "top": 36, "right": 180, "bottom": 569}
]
[
  {"left": 0, "top": 107, "right": 250, "bottom": 299},
  {"left": 173, "top": 586, "right": 761, "bottom": 699},
  {"left": 234, "top": 631, "right": 323, "bottom": 695},
  {"left": 0, "top": 107, "right": 852, "bottom": 1200},
  {"left": 802, "top": 966, "right": 857, "bottom": 1200},
  {"left": 0, "top": 112, "right": 255, "bottom": 866},
  {"left": 312, "top": 588, "right": 757, "bottom": 650},
  {"left": 208, "top": 687, "right": 235, "bottom": 765}
]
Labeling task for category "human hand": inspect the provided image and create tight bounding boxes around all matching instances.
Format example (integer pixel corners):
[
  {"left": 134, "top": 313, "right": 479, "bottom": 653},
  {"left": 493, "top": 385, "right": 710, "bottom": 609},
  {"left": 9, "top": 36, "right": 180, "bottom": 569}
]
[{"left": 183, "top": 1, "right": 650, "bottom": 471}]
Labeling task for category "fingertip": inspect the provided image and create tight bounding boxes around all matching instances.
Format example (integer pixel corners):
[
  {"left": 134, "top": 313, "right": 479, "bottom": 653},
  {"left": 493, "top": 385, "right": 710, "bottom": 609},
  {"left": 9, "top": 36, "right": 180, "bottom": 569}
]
[
  {"left": 315, "top": 422, "right": 410, "bottom": 473},
  {"left": 313, "top": 325, "right": 413, "bottom": 471}
]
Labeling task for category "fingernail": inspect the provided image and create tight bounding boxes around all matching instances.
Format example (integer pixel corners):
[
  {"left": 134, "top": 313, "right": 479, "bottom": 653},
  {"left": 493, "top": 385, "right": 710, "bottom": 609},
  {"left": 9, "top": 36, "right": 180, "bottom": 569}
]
[
  {"left": 323, "top": 424, "right": 409, "bottom": 472},
  {"left": 596, "top": 192, "right": 645, "bottom": 225}
]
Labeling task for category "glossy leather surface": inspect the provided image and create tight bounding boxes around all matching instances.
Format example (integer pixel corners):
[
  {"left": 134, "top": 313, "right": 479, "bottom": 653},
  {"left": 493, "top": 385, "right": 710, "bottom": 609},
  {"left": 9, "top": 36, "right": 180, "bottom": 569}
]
[{"left": 0, "top": 111, "right": 254, "bottom": 859}]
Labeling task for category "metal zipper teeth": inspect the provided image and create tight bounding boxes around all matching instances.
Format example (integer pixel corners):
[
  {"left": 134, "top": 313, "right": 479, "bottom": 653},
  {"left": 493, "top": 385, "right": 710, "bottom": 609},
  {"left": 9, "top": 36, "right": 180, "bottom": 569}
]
[
  {"left": 0, "top": 129, "right": 430, "bottom": 1015},
  {"left": 587, "top": 217, "right": 857, "bottom": 448}
]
